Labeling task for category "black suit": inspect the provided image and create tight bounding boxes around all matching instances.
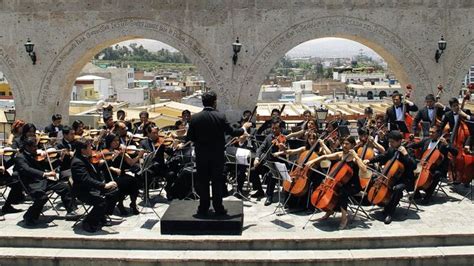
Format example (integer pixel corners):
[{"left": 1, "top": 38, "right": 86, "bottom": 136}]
[
  {"left": 44, "top": 124, "right": 63, "bottom": 138},
  {"left": 369, "top": 148, "right": 417, "bottom": 216},
  {"left": 412, "top": 106, "right": 446, "bottom": 135},
  {"left": 15, "top": 151, "right": 72, "bottom": 222},
  {"left": 56, "top": 139, "right": 75, "bottom": 179},
  {"left": 357, "top": 118, "right": 367, "bottom": 129},
  {"left": 256, "top": 119, "right": 286, "bottom": 135},
  {"left": 71, "top": 155, "right": 119, "bottom": 227},
  {"left": 440, "top": 110, "right": 474, "bottom": 134},
  {"left": 186, "top": 106, "right": 245, "bottom": 212},
  {"left": 385, "top": 103, "right": 418, "bottom": 131},
  {"left": 0, "top": 156, "right": 23, "bottom": 210}
]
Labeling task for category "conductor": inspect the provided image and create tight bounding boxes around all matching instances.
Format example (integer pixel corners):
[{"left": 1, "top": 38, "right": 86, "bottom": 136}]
[{"left": 179, "top": 91, "right": 252, "bottom": 216}]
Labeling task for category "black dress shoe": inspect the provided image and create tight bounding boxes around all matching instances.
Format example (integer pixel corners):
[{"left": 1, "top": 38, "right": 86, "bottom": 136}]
[
  {"left": 117, "top": 203, "right": 128, "bottom": 216},
  {"left": 130, "top": 203, "right": 140, "bottom": 215},
  {"left": 82, "top": 222, "right": 98, "bottom": 233},
  {"left": 65, "top": 210, "right": 80, "bottom": 221},
  {"left": 214, "top": 208, "right": 228, "bottom": 216},
  {"left": 251, "top": 190, "right": 265, "bottom": 198},
  {"left": 2, "top": 205, "right": 23, "bottom": 214},
  {"left": 24, "top": 218, "right": 38, "bottom": 227},
  {"left": 384, "top": 215, "right": 392, "bottom": 225},
  {"left": 264, "top": 196, "right": 272, "bottom": 206},
  {"left": 196, "top": 208, "right": 210, "bottom": 216}
]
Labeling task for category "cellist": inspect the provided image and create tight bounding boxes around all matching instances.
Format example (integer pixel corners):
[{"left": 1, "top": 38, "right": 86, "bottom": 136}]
[
  {"left": 439, "top": 97, "right": 474, "bottom": 134},
  {"left": 305, "top": 136, "right": 367, "bottom": 230},
  {"left": 407, "top": 125, "right": 457, "bottom": 204},
  {"left": 385, "top": 92, "right": 418, "bottom": 131},
  {"left": 355, "top": 128, "right": 386, "bottom": 158},
  {"left": 363, "top": 131, "right": 417, "bottom": 225},
  {"left": 411, "top": 94, "right": 448, "bottom": 137}
]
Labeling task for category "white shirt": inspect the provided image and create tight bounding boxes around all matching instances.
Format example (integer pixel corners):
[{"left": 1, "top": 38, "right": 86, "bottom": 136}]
[
  {"left": 427, "top": 108, "right": 435, "bottom": 122},
  {"left": 428, "top": 140, "right": 438, "bottom": 150},
  {"left": 395, "top": 105, "right": 404, "bottom": 121}
]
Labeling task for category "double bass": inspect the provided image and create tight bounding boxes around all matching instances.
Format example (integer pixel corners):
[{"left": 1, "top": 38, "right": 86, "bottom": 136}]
[
  {"left": 367, "top": 151, "right": 405, "bottom": 206},
  {"left": 310, "top": 153, "right": 353, "bottom": 212},
  {"left": 403, "top": 84, "right": 415, "bottom": 137}
]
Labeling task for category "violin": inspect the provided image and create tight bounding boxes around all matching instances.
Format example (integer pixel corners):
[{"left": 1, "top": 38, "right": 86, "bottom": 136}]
[
  {"left": 271, "top": 134, "right": 287, "bottom": 151},
  {"left": 35, "top": 148, "right": 61, "bottom": 161},
  {"left": 89, "top": 149, "right": 114, "bottom": 164},
  {"left": 310, "top": 153, "right": 354, "bottom": 212},
  {"left": 124, "top": 145, "right": 145, "bottom": 155},
  {"left": 156, "top": 133, "right": 174, "bottom": 147},
  {"left": 0, "top": 147, "right": 19, "bottom": 156},
  {"left": 367, "top": 150, "right": 405, "bottom": 206}
]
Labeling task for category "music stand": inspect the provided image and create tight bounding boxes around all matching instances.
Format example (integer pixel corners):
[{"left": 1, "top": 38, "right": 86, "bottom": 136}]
[
  {"left": 338, "top": 125, "right": 350, "bottom": 138},
  {"left": 225, "top": 147, "right": 252, "bottom": 201},
  {"left": 139, "top": 147, "right": 162, "bottom": 219},
  {"left": 181, "top": 146, "right": 199, "bottom": 200},
  {"left": 395, "top": 121, "right": 409, "bottom": 134},
  {"left": 264, "top": 161, "right": 291, "bottom": 216}
]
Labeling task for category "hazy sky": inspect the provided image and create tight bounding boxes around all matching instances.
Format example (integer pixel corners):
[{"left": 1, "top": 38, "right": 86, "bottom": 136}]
[{"left": 118, "top": 37, "right": 383, "bottom": 60}]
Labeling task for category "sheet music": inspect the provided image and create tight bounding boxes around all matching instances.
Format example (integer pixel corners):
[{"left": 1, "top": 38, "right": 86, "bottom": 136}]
[
  {"left": 274, "top": 162, "right": 291, "bottom": 182},
  {"left": 235, "top": 148, "right": 250, "bottom": 165},
  {"left": 6, "top": 165, "right": 13, "bottom": 176}
]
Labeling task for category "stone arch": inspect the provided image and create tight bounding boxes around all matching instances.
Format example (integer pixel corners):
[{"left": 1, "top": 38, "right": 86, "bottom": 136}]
[
  {"left": 238, "top": 16, "right": 432, "bottom": 109},
  {"left": 445, "top": 39, "right": 474, "bottom": 99},
  {"left": 379, "top": 91, "right": 387, "bottom": 99},
  {"left": 0, "top": 45, "right": 26, "bottom": 106},
  {"left": 367, "top": 91, "right": 374, "bottom": 100},
  {"left": 38, "top": 18, "right": 223, "bottom": 122}
]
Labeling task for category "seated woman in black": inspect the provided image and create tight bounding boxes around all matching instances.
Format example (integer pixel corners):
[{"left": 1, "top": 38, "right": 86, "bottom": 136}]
[{"left": 103, "top": 134, "right": 145, "bottom": 215}]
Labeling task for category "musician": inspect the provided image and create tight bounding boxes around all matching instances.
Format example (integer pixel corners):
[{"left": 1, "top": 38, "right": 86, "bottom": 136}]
[
  {"left": 117, "top": 109, "right": 133, "bottom": 133},
  {"left": 333, "top": 111, "right": 349, "bottom": 127},
  {"left": 411, "top": 94, "right": 447, "bottom": 136},
  {"left": 133, "top": 111, "right": 153, "bottom": 134},
  {"left": 180, "top": 109, "right": 191, "bottom": 130},
  {"left": 296, "top": 110, "right": 313, "bottom": 130},
  {"left": 323, "top": 121, "right": 341, "bottom": 153},
  {"left": 256, "top": 108, "right": 287, "bottom": 135},
  {"left": 12, "top": 123, "right": 37, "bottom": 150},
  {"left": 44, "top": 114, "right": 63, "bottom": 138},
  {"left": 305, "top": 136, "right": 367, "bottom": 230},
  {"left": 72, "top": 120, "right": 84, "bottom": 137},
  {"left": 225, "top": 133, "right": 253, "bottom": 197},
  {"left": 286, "top": 119, "right": 317, "bottom": 140},
  {"left": 6, "top": 119, "right": 25, "bottom": 146},
  {"left": 71, "top": 139, "right": 119, "bottom": 233},
  {"left": 0, "top": 149, "right": 23, "bottom": 214},
  {"left": 407, "top": 125, "right": 458, "bottom": 203},
  {"left": 173, "top": 120, "right": 187, "bottom": 138},
  {"left": 115, "top": 121, "right": 132, "bottom": 146},
  {"left": 102, "top": 114, "right": 115, "bottom": 132},
  {"left": 236, "top": 110, "right": 256, "bottom": 133},
  {"left": 439, "top": 97, "right": 474, "bottom": 133},
  {"left": 373, "top": 115, "right": 389, "bottom": 150},
  {"left": 364, "top": 131, "right": 417, "bottom": 225},
  {"left": 356, "top": 128, "right": 386, "bottom": 155},
  {"left": 385, "top": 92, "right": 418, "bottom": 130},
  {"left": 15, "top": 137, "right": 77, "bottom": 226},
  {"left": 357, "top": 107, "right": 374, "bottom": 129},
  {"left": 251, "top": 118, "right": 287, "bottom": 206},
  {"left": 102, "top": 134, "right": 144, "bottom": 215},
  {"left": 464, "top": 136, "right": 474, "bottom": 155},
  {"left": 55, "top": 126, "right": 76, "bottom": 180},
  {"left": 181, "top": 91, "right": 251, "bottom": 216}
]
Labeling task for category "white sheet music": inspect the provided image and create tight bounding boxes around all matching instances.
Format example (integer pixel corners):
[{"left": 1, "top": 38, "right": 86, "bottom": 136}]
[
  {"left": 235, "top": 148, "right": 250, "bottom": 165},
  {"left": 6, "top": 165, "right": 13, "bottom": 176},
  {"left": 274, "top": 162, "right": 291, "bottom": 182}
]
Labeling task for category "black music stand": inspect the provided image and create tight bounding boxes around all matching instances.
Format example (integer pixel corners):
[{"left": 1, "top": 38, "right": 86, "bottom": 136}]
[
  {"left": 139, "top": 148, "right": 162, "bottom": 219},
  {"left": 225, "top": 147, "right": 252, "bottom": 201},
  {"left": 264, "top": 161, "right": 291, "bottom": 216},
  {"left": 338, "top": 125, "right": 350, "bottom": 138},
  {"left": 179, "top": 146, "right": 199, "bottom": 200}
]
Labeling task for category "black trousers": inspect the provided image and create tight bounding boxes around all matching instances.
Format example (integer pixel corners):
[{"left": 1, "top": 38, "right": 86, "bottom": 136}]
[
  {"left": 116, "top": 174, "right": 139, "bottom": 204},
  {"left": 1, "top": 175, "right": 23, "bottom": 208},
  {"left": 23, "top": 180, "right": 73, "bottom": 221},
  {"left": 250, "top": 163, "right": 277, "bottom": 197},
  {"left": 384, "top": 182, "right": 405, "bottom": 216},
  {"left": 78, "top": 189, "right": 120, "bottom": 227},
  {"left": 422, "top": 170, "right": 444, "bottom": 201},
  {"left": 195, "top": 151, "right": 225, "bottom": 212}
]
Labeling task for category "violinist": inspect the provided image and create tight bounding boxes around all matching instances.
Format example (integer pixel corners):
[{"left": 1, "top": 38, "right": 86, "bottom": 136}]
[
  {"left": 251, "top": 118, "right": 287, "bottom": 206},
  {"left": 115, "top": 121, "right": 133, "bottom": 146},
  {"left": 15, "top": 137, "right": 77, "bottom": 226},
  {"left": 173, "top": 120, "right": 187, "bottom": 139},
  {"left": 6, "top": 119, "right": 25, "bottom": 146},
  {"left": 179, "top": 109, "right": 191, "bottom": 130},
  {"left": 411, "top": 94, "right": 447, "bottom": 136},
  {"left": 323, "top": 121, "right": 341, "bottom": 153},
  {"left": 256, "top": 108, "right": 287, "bottom": 135},
  {"left": 12, "top": 123, "right": 37, "bottom": 150},
  {"left": 385, "top": 92, "right": 418, "bottom": 131},
  {"left": 44, "top": 114, "right": 63, "bottom": 138},
  {"left": 55, "top": 126, "right": 76, "bottom": 180},
  {"left": 133, "top": 111, "right": 155, "bottom": 134},
  {"left": 373, "top": 115, "right": 389, "bottom": 150},
  {"left": 305, "top": 136, "right": 367, "bottom": 230},
  {"left": 333, "top": 111, "right": 349, "bottom": 127},
  {"left": 364, "top": 131, "right": 417, "bottom": 224},
  {"left": 224, "top": 133, "right": 253, "bottom": 198},
  {"left": 116, "top": 109, "right": 132, "bottom": 133},
  {"left": 286, "top": 119, "right": 317, "bottom": 140},
  {"left": 439, "top": 97, "right": 474, "bottom": 134},
  {"left": 102, "top": 134, "right": 144, "bottom": 215},
  {"left": 236, "top": 110, "right": 256, "bottom": 134},
  {"left": 71, "top": 138, "right": 120, "bottom": 233},
  {"left": 407, "top": 125, "right": 457, "bottom": 203},
  {"left": 0, "top": 147, "right": 23, "bottom": 215},
  {"left": 72, "top": 120, "right": 85, "bottom": 138},
  {"left": 357, "top": 107, "right": 374, "bottom": 129},
  {"left": 295, "top": 110, "right": 313, "bottom": 130},
  {"left": 102, "top": 114, "right": 115, "bottom": 132}
]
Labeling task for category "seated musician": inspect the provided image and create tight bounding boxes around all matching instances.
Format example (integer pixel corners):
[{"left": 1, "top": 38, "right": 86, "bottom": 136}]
[
  {"left": 373, "top": 115, "right": 389, "bottom": 150},
  {"left": 355, "top": 128, "right": 386, "bottom": 156},
  {"left": 333, "top": 111, "right": 349, "bottom": 127},
  {"left": 0, "top": 148, "right": 23, "bottom": 215},
  {"left": 44, "top": 114, "right": 63, "bottom": 138},
  {"left": 407, "top": 125, "right": 457, "bottom": 203},
  {"left": 12, "top": 123, "right": 37, "bottom": 150},
  {"left": 114, "top": 121, "right": 133, "bottom": 146},
  {"left": 286, "top": 119, "right": 317, "bottom": 140},
  {"left": 323, "top": 121, "right": 341, "bottom": 153},
  {"left": 116, "top": 109, "right": 132, "bottom": 133},
  {"left": 56, "top": 126, "right": 76, "bottom": 180},
  {"left": 224, "top": 133, "right": 253, "bottom": 198},
  {"left": 464, "top": 136, "right": 474, "bottom": 155},
  {"left": 15, "top": 137, "right": 77, "bottom": 226},
  {"left": 179, "top": 109, "right": 191, "bottom": 131},
  {"left": 72, "top": 119, "right": 85, "bottom": 138},
  {"left": 357, "top": 107, "right": 374, "bottom": 129},
  {"left": 173, "top": 120, "right": 187, "bottom": 138},
  {"left": 439, "top": 97, "right": 474, "bottom": 132},
  {"left": 6, "top": 119, "right": 25, "bottom": 146},
  {"left": 295, "top": 110, "right": 313, "bottom": 130},
  {"left": 71, "top": 138, "right": 119, "bottom": 233},
  {"left": 256, "top": 108, "right": 287, "bottom": 135},
  {"left": 305, "top": 136, "right": 367, "bottom": 230},
  {"left": 385, "top": 92, "right": 418, "bottom": 131},
  {"left": 134, "top": 111, "right": 156, "bottom": 134},
  {"left": 411, "top": 94, "right": 447, "bottom": 136},
  {"left": 103, "top": 134, "right": 144, "bottom": 215},
  {"left": 363, "top": 131, "right": 417, "bottom": 225},
  {"left": 235, "top": 110, "right": 256, "bottom": 134},
  {"left": 102, "top": 114, "right": 115, "bottom": 132},
  {"left": 251, "top": 118, "right": 288, "bottom": 206}
]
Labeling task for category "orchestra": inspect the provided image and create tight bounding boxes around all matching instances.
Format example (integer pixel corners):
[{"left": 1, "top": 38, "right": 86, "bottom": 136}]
[{"left": 0, "top": 85, "right": 473, "bottom": 233}]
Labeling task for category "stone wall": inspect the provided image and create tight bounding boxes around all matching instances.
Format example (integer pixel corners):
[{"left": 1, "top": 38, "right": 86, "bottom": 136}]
[{"left": 0, "top": 0, "right": 473, "bottom": 125}]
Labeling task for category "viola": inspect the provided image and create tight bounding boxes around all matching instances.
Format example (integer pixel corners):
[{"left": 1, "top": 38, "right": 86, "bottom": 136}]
[
  {"left": 367, "top": 150, "right": 405, "bottom": 206},
  {"left": 310, "top": 153, "right": 353, "bottom": 212}
]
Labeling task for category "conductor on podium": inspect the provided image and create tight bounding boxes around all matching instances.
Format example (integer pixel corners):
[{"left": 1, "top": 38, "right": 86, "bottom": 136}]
[{"left": 179, "top": 91, "right": 252, "bottom": 216}]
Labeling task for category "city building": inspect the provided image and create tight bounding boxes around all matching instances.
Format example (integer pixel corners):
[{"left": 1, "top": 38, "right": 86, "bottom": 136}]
[
  {"left": 80, "top": 62, "right": 134, "bottom": 90},
  {"left": 346, "top": 82, "right": 401, "bottom": 100},
  {"left": 116, "top": 87, "right": 150, "bottom": 105},
  {"left": 72, "top": 75, "right": 112, "bottom": 101}
]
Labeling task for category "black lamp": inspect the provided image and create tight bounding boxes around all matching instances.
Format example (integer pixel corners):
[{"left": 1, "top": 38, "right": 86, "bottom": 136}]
[
  {"left": 24, "top": 38, "right": 36, "bottom": 65},
  {"left": 4, "top": 109, "right": 16, "bottom": 124},
  {"left": 232, "top": 37, "right": 242, "bottom": 65},
  {"left": 315, "top": 106, "right": 328, "bottom": 130},
  {"left": 435, "top": 36, "right": 447, "bottom": 63}
]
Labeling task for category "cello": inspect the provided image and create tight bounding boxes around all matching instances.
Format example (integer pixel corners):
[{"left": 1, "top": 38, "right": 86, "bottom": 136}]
[
  {"left": 367, "top": 151, "right": 405, "bottom": 206},
  {"left": 310, "top": 153, "right": 353, "bottom": 212},
  {"left": 283, "top": 135, "right": 319, "bottom": 197},
  {"left": 414, "top": 135, "right": 445, "bottom": 191},
  {"left": 356, "top": 139, "right": 375, "bottom": 189}
]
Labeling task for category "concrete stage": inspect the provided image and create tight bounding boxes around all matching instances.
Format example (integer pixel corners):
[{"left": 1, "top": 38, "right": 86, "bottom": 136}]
[{"left": 0, "top": 181, "right": 474, "bottom": 265}]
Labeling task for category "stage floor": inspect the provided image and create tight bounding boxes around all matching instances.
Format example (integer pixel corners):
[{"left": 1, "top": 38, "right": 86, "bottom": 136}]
[{"left": 1, "top": 181, "right": 474, "bottom": 241}]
